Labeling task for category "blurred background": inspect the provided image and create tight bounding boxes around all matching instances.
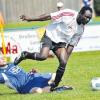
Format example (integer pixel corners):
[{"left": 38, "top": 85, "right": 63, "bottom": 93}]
[{"left": 0, "top": 0, "right": 99, "bottom": 23}]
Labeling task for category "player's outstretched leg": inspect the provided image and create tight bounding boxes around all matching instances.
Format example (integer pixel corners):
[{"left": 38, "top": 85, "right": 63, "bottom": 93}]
[{"left": 14, "top": 51, "right": 28, "bottom": 65}]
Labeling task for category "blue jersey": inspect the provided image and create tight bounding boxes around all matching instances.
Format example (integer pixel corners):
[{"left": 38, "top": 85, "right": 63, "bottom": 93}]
[
  {"left": 0, "top": 63, "right": 52, "bottom": 94},
  {"left": 83, "top": 0, "right": 90, "bottom": 6}
]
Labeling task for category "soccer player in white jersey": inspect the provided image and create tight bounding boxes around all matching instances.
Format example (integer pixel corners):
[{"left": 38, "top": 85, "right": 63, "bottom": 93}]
[{"left": 14, "top": 6, "right": 92, "bottom": 91}]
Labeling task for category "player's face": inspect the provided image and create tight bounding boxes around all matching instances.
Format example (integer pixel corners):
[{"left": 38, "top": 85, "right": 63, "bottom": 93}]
[
  {"left": 0, "top": 58, "right": 7, "bottom": 66},
  {"left": 81, "top": 10, "right": 92, "bottom": 25},
  {"left": 77, "top": 10, "right": 92, "bottom": 25}
]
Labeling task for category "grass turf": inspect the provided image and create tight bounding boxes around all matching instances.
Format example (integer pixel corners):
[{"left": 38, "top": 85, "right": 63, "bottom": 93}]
[{"left": 0, "top": 50, "right": 100, "bottom": 100}]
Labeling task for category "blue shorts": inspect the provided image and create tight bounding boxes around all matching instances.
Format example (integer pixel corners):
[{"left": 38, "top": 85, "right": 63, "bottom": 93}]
[{"left": 18, "top": 73, "right": 52, "bottom": 94}]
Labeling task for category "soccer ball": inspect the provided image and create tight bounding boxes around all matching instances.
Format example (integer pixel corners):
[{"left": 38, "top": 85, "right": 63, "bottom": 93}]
[{"left": 91, "top": 77, "right": 100, "bottom": 90}]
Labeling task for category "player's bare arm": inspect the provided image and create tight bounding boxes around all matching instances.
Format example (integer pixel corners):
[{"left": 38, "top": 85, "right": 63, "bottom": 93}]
[{"left": 20, "top": 14, "right": 51, "bottom": 22}]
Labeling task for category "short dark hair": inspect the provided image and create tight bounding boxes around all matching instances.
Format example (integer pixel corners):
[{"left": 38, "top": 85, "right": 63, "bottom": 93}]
[{"left": 79, "top": 6, "right": 93, "bottom": 14}]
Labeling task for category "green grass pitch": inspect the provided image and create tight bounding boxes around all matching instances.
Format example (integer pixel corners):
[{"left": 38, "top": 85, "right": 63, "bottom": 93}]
[{"left": 0, "top": 50, "right": 100, "bottom": 100}]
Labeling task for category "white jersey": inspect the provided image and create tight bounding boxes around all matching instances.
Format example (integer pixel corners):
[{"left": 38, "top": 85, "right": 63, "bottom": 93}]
[{"left": 46, "top": 9, "right": 84, "bottom": 46}]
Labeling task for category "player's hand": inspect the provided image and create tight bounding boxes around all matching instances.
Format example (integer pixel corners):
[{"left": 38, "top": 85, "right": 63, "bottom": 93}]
[
  {"left": 20, "top": 15, "right": 27, "bottom": 21},
  {"left": 29, "top": 68, "right": 38, "bottom": 74},
  {"left": 31, "top": 68, "right": 38, "bottom": 73}
]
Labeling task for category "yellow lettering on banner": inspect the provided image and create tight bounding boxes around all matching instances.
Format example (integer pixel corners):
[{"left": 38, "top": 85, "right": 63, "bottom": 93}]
[{"left": 36, "top": 27, "right": 45, "bottom": 40}]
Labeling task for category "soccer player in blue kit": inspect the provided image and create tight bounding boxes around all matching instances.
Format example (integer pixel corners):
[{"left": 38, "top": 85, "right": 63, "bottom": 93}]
[
  {"left": 0, "top": 57, "right": 72, "bottom": 94},
  {"left": 0, "top": 57, "right": 55, "bottom": 94}
]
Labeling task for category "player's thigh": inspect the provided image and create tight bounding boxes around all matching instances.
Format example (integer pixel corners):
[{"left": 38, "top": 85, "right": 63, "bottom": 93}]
[
  {"left": 40, "top": 34, "right": 53, "bottom": 56},
  {"left": 66, "top": 44, "right": 74, "bottom": 55},
  {"left": 54, "top": 48, "right": 67, "bottom": 63},
  {"left": 40, "top": 47, "right": 50, "bottom": 57},
  {"left": 55, "top": 48, "right": 67, "bottom": 59}
]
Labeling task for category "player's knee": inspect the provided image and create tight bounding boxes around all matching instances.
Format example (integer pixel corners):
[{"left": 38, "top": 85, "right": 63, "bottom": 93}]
[
  {"left": 36, "top": 88, "right": 43, "bottom": 93},
  {"left": 60, "top": 59, "right": 67, "bottom": 67},
  {"left": 39, "top": 55, "right": 47, "bottom": 60}
]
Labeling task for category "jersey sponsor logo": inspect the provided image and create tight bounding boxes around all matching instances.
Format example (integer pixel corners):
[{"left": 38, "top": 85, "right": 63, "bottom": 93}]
[{"left": 9, "top": 66, "right": 21, "bottom": 74}]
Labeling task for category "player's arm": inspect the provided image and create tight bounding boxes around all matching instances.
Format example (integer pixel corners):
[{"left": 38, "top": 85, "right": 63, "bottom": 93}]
[
  {"left": 69, "top": 33, "right": 83, "bottom": 46},
  {"left": 20, "top": 14, "right": 51, "bottom": 22}
]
